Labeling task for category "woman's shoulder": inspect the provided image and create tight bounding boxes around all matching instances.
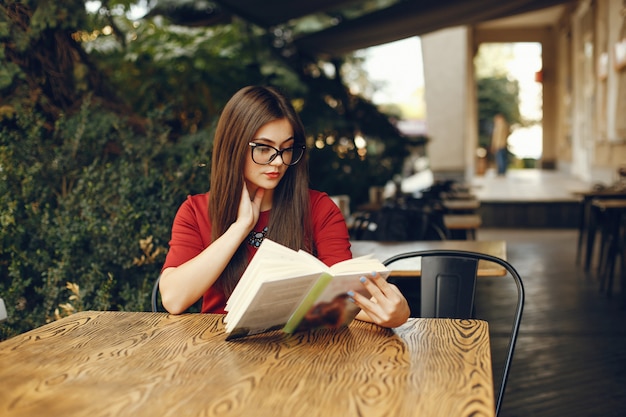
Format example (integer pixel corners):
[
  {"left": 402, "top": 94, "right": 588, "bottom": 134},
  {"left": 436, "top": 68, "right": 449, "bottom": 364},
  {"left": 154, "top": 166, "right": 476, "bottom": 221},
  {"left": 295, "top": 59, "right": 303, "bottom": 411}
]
[
  {"left": 308, "top": 189, "right": 330, "bottom": 202},
  {"left": 176, "top": 192, "right": 210, "bottom": 217},
  {"left": 185, "top": 192, "right": 210, "bottom": 206},
  {"left": 308, "top": 189, "right": 343, "bottom": 215}
]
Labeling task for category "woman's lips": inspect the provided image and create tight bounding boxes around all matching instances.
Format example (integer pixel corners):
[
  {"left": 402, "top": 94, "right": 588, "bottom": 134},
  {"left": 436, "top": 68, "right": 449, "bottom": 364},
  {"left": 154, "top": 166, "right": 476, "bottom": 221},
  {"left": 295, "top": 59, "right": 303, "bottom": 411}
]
[{"left": 265, "top": 172, "right": 280, "bottom": 179}]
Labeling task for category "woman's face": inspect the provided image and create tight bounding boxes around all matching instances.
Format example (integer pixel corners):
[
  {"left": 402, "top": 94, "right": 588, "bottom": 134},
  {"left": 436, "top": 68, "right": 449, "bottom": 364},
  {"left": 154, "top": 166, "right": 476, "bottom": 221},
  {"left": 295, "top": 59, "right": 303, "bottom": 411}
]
[{"left": 244, "top": 118, "right": 295, "bottom": 193}]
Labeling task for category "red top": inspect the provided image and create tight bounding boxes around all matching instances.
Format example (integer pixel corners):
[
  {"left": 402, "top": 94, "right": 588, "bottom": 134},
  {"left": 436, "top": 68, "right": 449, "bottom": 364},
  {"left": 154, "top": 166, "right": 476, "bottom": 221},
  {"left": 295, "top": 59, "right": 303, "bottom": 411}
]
[{"left": 162, "top": 190, "right": 352, "bottom": 313}]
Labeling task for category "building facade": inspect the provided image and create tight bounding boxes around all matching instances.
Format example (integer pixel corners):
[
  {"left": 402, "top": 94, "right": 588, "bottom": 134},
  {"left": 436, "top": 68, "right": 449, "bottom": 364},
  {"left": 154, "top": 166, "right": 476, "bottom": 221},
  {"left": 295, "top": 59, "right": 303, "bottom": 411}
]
[{"left": 422, "top": 0, "right": 625, "bottom": 185}]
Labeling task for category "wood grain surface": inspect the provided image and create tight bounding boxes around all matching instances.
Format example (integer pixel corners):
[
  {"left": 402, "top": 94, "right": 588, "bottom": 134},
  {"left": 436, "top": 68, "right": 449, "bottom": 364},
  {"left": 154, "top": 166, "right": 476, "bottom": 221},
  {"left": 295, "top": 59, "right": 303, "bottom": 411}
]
[
  {"left": 0, "top": 311, "right": 494, "bottom": 417},
  {"left": 442, "top": 199, "right": 481, "bottom": 211}
]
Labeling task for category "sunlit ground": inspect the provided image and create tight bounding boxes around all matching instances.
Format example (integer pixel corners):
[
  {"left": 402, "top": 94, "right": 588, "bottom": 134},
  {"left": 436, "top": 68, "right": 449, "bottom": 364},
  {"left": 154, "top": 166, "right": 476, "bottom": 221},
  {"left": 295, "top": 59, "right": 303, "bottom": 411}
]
[
  {"left": 472, "top": 168, "right": 589, "bottom": 201},
  {"left": 508, "top": 125, "right": 542, "bottom": 160}
]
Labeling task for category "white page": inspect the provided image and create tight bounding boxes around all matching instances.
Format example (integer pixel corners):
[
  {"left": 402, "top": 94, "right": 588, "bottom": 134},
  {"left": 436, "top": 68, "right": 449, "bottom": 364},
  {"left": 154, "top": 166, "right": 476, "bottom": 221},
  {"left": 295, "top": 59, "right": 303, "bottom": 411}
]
[
  {"left": 227, "top": 240, "right": 318, "bottom": 310},
  {"left": 224, "top": 271, "right": 322, "bottom": 334},
  {"left": 226, "top": 239, "right": 328, "bottom": 315}
]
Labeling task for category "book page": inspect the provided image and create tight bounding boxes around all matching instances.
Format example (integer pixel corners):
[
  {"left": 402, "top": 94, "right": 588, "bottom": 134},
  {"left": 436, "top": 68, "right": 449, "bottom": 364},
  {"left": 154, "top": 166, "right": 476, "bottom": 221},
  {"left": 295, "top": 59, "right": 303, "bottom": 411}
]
[
  {"left": 328, "top": 254, "right": 385, "bottom": 274},
  {"left": 226, "top": 239, "right": 327, "bottom": 313},
  {"left": 225, "top": 262, "right": 306, "bottom": 320},
  {"left": 224, "top": 272, "right": 323, "bottom": 338}
]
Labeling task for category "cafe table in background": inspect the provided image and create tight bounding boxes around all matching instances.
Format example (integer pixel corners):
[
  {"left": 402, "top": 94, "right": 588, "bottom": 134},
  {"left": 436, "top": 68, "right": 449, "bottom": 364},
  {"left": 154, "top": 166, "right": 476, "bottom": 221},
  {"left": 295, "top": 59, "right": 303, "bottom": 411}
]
[
  {"left": 0, "top": 311, "right": 495, "bottom": 417},
  {"left": 350, "top": 239, "right": 507, "bottom": 277}
]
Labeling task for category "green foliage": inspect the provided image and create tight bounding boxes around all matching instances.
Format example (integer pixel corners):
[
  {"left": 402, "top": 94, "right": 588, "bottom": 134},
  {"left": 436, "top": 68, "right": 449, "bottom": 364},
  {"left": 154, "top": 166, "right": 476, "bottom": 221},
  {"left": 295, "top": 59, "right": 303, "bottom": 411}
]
[
  {"left": 302, "top": 92, "right": 406, "bottom": 204},
  {"left": 30, "top": 1, "right": 87, "bottom": 32},
  {"left": 86, "top": 15, "right": 276, "bottom": 134},
  {"left": 0, "top": 99, "right": 212, "bottom": 339},
  {"left": 476, "top": 76, "right": 521, "bottom": 149}
]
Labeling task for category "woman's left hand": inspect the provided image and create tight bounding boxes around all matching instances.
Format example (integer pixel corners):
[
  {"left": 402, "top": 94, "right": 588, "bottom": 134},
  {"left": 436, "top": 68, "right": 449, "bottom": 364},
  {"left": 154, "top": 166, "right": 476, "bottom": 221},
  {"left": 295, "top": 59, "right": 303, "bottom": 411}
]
[{"left": 350, "top": 272, "right": 411, "bottom": 328}]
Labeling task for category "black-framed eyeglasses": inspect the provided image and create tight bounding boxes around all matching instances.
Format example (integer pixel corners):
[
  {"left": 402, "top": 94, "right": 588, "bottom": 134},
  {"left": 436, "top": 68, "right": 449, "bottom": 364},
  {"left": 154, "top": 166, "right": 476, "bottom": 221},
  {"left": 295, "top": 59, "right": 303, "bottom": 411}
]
[{"left": 248, "top": 142, "right": 306, "bottom": 166}]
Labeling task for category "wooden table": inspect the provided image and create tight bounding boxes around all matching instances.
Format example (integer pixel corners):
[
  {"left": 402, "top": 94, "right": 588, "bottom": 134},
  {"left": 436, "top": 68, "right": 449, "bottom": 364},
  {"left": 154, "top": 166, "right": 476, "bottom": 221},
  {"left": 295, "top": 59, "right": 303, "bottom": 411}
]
[
  {"left": 443, "top": 214, "right": 483, "bottom": 239},
  {"left": 442, "top": 198, "right": 481, "bottom": 211},
  {"left": 441, "top": 191, "right": 476, "bottom": 200},
  {"left": 569, "top": 188, "right": 626, "bottom": 269},
  {"left": 590, "top": 199, "right": 626, "bottom": 303},
  {"left": 351, "top": 239, "right": 507, "bottom": 277},
  {"left": 0, "top": 311, "right": 495, "bottom": 417}
]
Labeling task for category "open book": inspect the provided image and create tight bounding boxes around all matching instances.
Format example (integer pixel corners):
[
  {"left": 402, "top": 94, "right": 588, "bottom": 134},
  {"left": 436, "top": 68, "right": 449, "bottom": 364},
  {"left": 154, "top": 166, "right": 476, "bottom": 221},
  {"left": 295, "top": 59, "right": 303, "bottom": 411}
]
[{"left": 224, "top": 238, "right": 389, "bottom": 340}]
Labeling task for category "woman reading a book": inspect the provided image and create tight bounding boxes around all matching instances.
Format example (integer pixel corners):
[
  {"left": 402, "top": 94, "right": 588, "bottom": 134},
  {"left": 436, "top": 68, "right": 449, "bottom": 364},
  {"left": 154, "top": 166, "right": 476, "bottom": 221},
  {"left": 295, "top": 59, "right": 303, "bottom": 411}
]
[{"left": 159, "top": 85, "right": 410, "bottom": 329}]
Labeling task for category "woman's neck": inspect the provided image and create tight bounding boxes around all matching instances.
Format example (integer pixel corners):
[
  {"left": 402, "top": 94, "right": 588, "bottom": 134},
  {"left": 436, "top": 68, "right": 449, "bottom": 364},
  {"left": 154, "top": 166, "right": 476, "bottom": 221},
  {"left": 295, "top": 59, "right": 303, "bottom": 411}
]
[
  {"left": 260, "top": 190, "right": 273, "bottom": 212},
  {"left": 245, "top": 183, "right": 274, "bottom": 211},
  {"left": 258, "top": 188, "right": 273, "bottom": 212}
]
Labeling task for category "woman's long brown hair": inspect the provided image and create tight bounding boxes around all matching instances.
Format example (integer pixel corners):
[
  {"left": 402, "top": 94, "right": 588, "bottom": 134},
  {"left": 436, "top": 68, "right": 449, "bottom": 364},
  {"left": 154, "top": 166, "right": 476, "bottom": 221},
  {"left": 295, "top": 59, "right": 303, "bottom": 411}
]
[{"left": 209, "top": 86, "right": 311, "bottom": 296}]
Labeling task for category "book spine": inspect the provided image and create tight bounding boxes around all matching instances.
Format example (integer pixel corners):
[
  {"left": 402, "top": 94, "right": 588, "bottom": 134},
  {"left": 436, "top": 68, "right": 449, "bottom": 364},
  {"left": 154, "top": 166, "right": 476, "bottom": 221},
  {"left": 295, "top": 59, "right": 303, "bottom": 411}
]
[{"left": 282, "top": 273, "right": 333, "bottom": 334}]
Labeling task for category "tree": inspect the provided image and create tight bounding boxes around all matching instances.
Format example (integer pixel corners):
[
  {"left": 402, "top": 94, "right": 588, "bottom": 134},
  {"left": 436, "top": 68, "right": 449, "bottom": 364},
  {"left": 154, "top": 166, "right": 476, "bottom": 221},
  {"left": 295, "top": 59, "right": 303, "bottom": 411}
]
[
  {"left": 476, "top": 75, "right": 521, "bottom": 149},
  {"left": 474, "top": 43, "right": 523, "bottom": 150}
]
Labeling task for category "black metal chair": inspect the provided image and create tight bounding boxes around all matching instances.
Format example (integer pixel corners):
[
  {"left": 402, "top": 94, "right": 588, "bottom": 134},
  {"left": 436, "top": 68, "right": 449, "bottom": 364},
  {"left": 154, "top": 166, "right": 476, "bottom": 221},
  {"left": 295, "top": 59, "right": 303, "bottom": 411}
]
[
  {"left": 151, "top": 276, "right": 202, "bottom": 313},
  {"left": 383, "top": 249, "right": 525, "bottom": 417},
  {"left": 0, "top": 297, "right": 7, "bottom": 322},
  {"left": 151, "top": 275, "right": 161, "bottom": 313}
]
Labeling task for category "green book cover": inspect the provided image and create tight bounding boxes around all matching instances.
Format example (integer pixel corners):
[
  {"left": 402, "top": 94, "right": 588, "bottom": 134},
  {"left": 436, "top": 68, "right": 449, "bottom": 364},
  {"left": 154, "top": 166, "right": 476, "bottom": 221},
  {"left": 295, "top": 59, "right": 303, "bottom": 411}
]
[{"left": 282, "top": 272, "right": 333, "bottom": 334}]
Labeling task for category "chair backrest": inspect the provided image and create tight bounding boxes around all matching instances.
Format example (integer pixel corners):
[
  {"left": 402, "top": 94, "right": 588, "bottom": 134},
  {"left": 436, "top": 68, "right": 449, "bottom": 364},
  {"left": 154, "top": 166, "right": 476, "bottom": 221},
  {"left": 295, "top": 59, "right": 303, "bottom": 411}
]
[
  {"left": 420, "top": 255, "right": 477, "bottom": 318},
  {"left": 383, "top": 249, "right": 524, "bottom": 417}
]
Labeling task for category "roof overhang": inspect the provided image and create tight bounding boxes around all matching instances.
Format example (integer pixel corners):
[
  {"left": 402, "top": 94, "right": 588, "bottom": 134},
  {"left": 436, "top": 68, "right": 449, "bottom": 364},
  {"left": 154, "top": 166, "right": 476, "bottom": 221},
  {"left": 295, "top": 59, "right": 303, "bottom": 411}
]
[{"left": 214, "top": 0, "right": 576, "bottom": 57}]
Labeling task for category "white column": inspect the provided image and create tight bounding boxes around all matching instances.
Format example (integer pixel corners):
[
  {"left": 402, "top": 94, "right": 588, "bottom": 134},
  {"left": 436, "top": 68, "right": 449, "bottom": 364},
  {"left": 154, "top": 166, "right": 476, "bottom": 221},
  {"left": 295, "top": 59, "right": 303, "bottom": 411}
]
[{"left": 421, "top": 27, "right": 472, "bottom": 179}]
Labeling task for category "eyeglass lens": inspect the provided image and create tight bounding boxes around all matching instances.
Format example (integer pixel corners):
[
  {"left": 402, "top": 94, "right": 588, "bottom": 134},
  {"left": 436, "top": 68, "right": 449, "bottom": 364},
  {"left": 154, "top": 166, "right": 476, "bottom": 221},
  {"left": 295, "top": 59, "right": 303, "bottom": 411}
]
[{"left": 250, "top": 144, "right": 304, "bottom": 166}]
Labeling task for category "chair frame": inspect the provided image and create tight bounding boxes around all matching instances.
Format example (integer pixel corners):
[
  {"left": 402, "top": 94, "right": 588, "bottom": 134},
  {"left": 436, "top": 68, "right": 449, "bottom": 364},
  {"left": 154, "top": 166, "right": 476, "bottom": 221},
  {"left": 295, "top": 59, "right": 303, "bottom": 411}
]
[
  {"left": 151, "top": 276, "right": 203, "bottom": 313},
  {"left": 151, "top": 276, "right": 161, "bottom": 313},
  {"left": 383, "top": 249, "right": 524, "bottom": 417},
  {"left": 0, "top": 297, "right": 7, "bottom": 321}
]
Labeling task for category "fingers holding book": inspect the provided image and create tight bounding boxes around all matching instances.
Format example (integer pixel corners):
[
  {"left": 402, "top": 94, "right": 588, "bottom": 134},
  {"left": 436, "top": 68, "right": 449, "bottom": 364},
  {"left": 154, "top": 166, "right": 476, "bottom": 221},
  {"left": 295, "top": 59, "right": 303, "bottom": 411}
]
[{"left": 349, "top": 272, "right": 411, "bottom": 328}]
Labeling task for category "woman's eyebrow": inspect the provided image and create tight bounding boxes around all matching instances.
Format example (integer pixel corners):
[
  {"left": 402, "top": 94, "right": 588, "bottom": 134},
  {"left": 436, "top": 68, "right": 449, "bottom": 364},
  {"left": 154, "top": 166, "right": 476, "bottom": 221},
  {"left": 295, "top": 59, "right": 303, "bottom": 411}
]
[{"left": 251, "top": 136, "right": 295, "bottom": 146}]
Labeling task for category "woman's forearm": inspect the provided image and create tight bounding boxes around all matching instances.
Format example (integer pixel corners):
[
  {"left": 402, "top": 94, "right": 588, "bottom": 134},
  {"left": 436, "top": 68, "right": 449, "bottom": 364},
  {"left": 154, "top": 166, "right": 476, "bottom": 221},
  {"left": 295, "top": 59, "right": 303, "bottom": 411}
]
[{"left": 159, "top": 221, "right": 250, "bottom": 314}]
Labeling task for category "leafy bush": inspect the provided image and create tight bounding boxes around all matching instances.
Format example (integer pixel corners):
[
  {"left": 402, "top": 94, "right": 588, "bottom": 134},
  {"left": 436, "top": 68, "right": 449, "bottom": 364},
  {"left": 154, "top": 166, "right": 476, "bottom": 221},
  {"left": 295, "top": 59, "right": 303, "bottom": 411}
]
[{"left": 0, "top": 99, "right": 212, "bottom": 339}]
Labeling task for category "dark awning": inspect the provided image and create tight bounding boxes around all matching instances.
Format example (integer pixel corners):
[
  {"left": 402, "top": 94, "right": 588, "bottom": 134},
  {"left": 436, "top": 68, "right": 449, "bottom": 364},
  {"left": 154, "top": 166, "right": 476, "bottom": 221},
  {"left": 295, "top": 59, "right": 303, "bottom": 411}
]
[{"left": 214, "top": 0, "right": 576, "bottom": 56}]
